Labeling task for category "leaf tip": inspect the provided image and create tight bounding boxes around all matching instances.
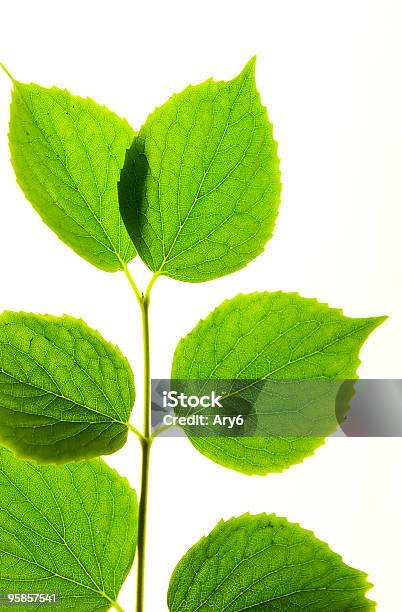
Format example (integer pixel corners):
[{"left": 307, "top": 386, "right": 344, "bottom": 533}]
[
  {"left": 246, "top": 54, "right": 257, "bottom": 70},
  {"left": 364, "top": 314, "right": 388, "bottom": 337},
  {"left": 239, "top": 56, "right": 257, "bottom": 81}
]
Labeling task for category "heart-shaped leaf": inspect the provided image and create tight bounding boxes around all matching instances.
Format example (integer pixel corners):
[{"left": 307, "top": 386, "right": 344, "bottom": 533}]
[
  {"left": 6, "top": 73, "right": 135, "bottom": 271},
  {"left": 0, "top": 447, "right": 137, "bottom": 611},
  {"left": 0, "top": 311, "right": 135, "bottom": 463},
  {"left": 168, "top": 513, "right": 375, "bottom": 611},
  {"left": 171, "top": 292, "right": 386, "bottom": 474},
  {"left": 119, "top": 58, "right": 281, "bottom": 282}
]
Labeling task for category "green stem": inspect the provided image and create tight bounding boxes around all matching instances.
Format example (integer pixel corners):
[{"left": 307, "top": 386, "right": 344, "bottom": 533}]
[
  {"left": 136, "top": 439, "right": 151, "bottom": 612},
  {"left": 136, "top": 294, "right": 151, "bottom": 612},
  {"left": 140, "top": 296, "right": 151, "bottom": 440},
  {"left": 122, "top": 262, "right": 142, "bottom": 306},
  {"left": 0, "top": 63, "right": 15, "bottom": 82},
  {"left": 128, "top": 423, "right": 145, "bottom": 443},
  {"left": 122, "top": 265, "right": 159, "bottom": 612},
  {"left": 144, "top": 271, "right": 160, "bottom": 301},
  {"left": 152, "top": 422, "right": 173, "bottom": 440}
]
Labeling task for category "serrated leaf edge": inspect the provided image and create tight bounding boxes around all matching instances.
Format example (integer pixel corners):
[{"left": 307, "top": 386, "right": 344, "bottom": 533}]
[
  {"left": 172, "top": 291, "right": 386, "bottom": 475},
  {"left": 169, "top": 512, "right": 376, "bottom": 609},
  {"left": 6, "top": 77, "right": 136, "bottom": 272},
  {"left": 0, "top": 310, "right": 135, "bottom": 465}
]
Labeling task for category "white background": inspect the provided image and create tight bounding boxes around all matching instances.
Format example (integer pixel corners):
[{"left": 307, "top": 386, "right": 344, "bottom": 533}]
[{"left": 1, "top": 1, "right": 402, "bottom": 610}]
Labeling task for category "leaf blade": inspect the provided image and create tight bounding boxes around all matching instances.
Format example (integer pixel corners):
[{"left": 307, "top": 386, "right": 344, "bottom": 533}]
[
  {"left": 0, "top": 311, "right": 135, "bottom": 463},
  {"left": 8, "top": 80, "right": 136, "bottom": 271},
  {"left": 171, "top": 292, "right": 386, "bottom": 474},
  {"left": 119, "top": 58, "right": 281, "bottom": 282},
  {"left": 0, "top": 447, "right": 137, "bottom": 611},
  {"left": 168, "top": 513, "right": 375, "bottom": 611}
]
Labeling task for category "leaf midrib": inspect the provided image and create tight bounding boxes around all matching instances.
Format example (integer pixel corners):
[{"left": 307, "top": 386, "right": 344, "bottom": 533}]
[
  {"left": 0, "top": 547, "right": 115, "bottom": 607},
  {"left": 0, "top": 368, "right": 128, "bottom": 427},
  {"left": 0, "top": 463, "right": 118, "bottom": 607},
  {"left": 156, "top": 75, "right": 250, "bottom": 274},
  {"left": 189, "top": 319, "right": 374, "bottom": 403},
  {"left": 14, "top": 83, "right": 128, "bottom": 266}
]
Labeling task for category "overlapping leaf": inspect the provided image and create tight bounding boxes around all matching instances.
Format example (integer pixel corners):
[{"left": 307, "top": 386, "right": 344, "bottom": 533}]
[
  {"left": 6, "top": 75, "right": 136, "bottom": 271},
  {"left": 0, "top": 311, "right": 135, "bottom": 463},
  {"left": 119, "top": 58, "right": 281, "bottom": 282},
  {"left": 0, "top": 447, "right": 137, "bottom": 611},
  {"left": 172, "top": 292, "right": 386, "bottom": 474},
  {"left": 168, "top": 513, "right": 375, "bottom": 611}
]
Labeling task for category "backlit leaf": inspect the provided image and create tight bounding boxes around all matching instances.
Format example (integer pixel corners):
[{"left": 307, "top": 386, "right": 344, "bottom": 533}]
[
  {"left": 119, "top": 58, "right": 281, "bottom": 282},
  {"left": 168, "top": 513, "right": 375, "bottom": 611},
  {"left": 7, "top": 75, "right": 135, "bottom": 271},
  {"left": 0, "top": 447, "right": 137, "bottom": 611},
  {"left": 0, "top": 311, "right": 135, "bottom": 463},
  {"left": 171, "top": 292, "right": 385, "bottom": 474}
]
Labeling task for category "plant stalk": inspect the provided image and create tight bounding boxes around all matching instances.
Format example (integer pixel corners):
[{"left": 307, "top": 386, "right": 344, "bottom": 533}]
[
  {"left": 136, "top": 435, "right": 151, "bottom": 612},
  {"left": 122, "top": 265, "right": 158, "bottom": 612},
  {"left": 136, "top": 294, "right": 151, "bottom": 612}
]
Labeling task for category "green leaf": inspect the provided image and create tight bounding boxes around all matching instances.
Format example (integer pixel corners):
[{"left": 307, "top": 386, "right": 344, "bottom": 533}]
[
  {"left": 171, "top": 292, "right": 386, "bottom": 474},
  {"left": 169, "top": 377, "right": 352, "bottom": 441},
  {"left": 6, "top": 74, "right": 136, "bottom": 272},
  {"left": 0, "top": 447, "right": 137, "bottom": 611},
  {"left": 168, "top": 513, "right": 375, "bottom": 611},
  {"left": 119, "top": 58, "right": 281, "bottom": 282},
  {"left": 0, "top": 311, "right": 135, "bottom": 463}
]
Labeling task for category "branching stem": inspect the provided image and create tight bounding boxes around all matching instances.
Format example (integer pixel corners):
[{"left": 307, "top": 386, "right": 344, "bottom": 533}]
[
  {"left": 122, "top": 264, "right": 158, "bottom": 612},
  {"left": 128, "top": 423, "right": 145, "bottom": 443},
  {"left": 122, "top": 263, "right": 142, "bottom": 306}
]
